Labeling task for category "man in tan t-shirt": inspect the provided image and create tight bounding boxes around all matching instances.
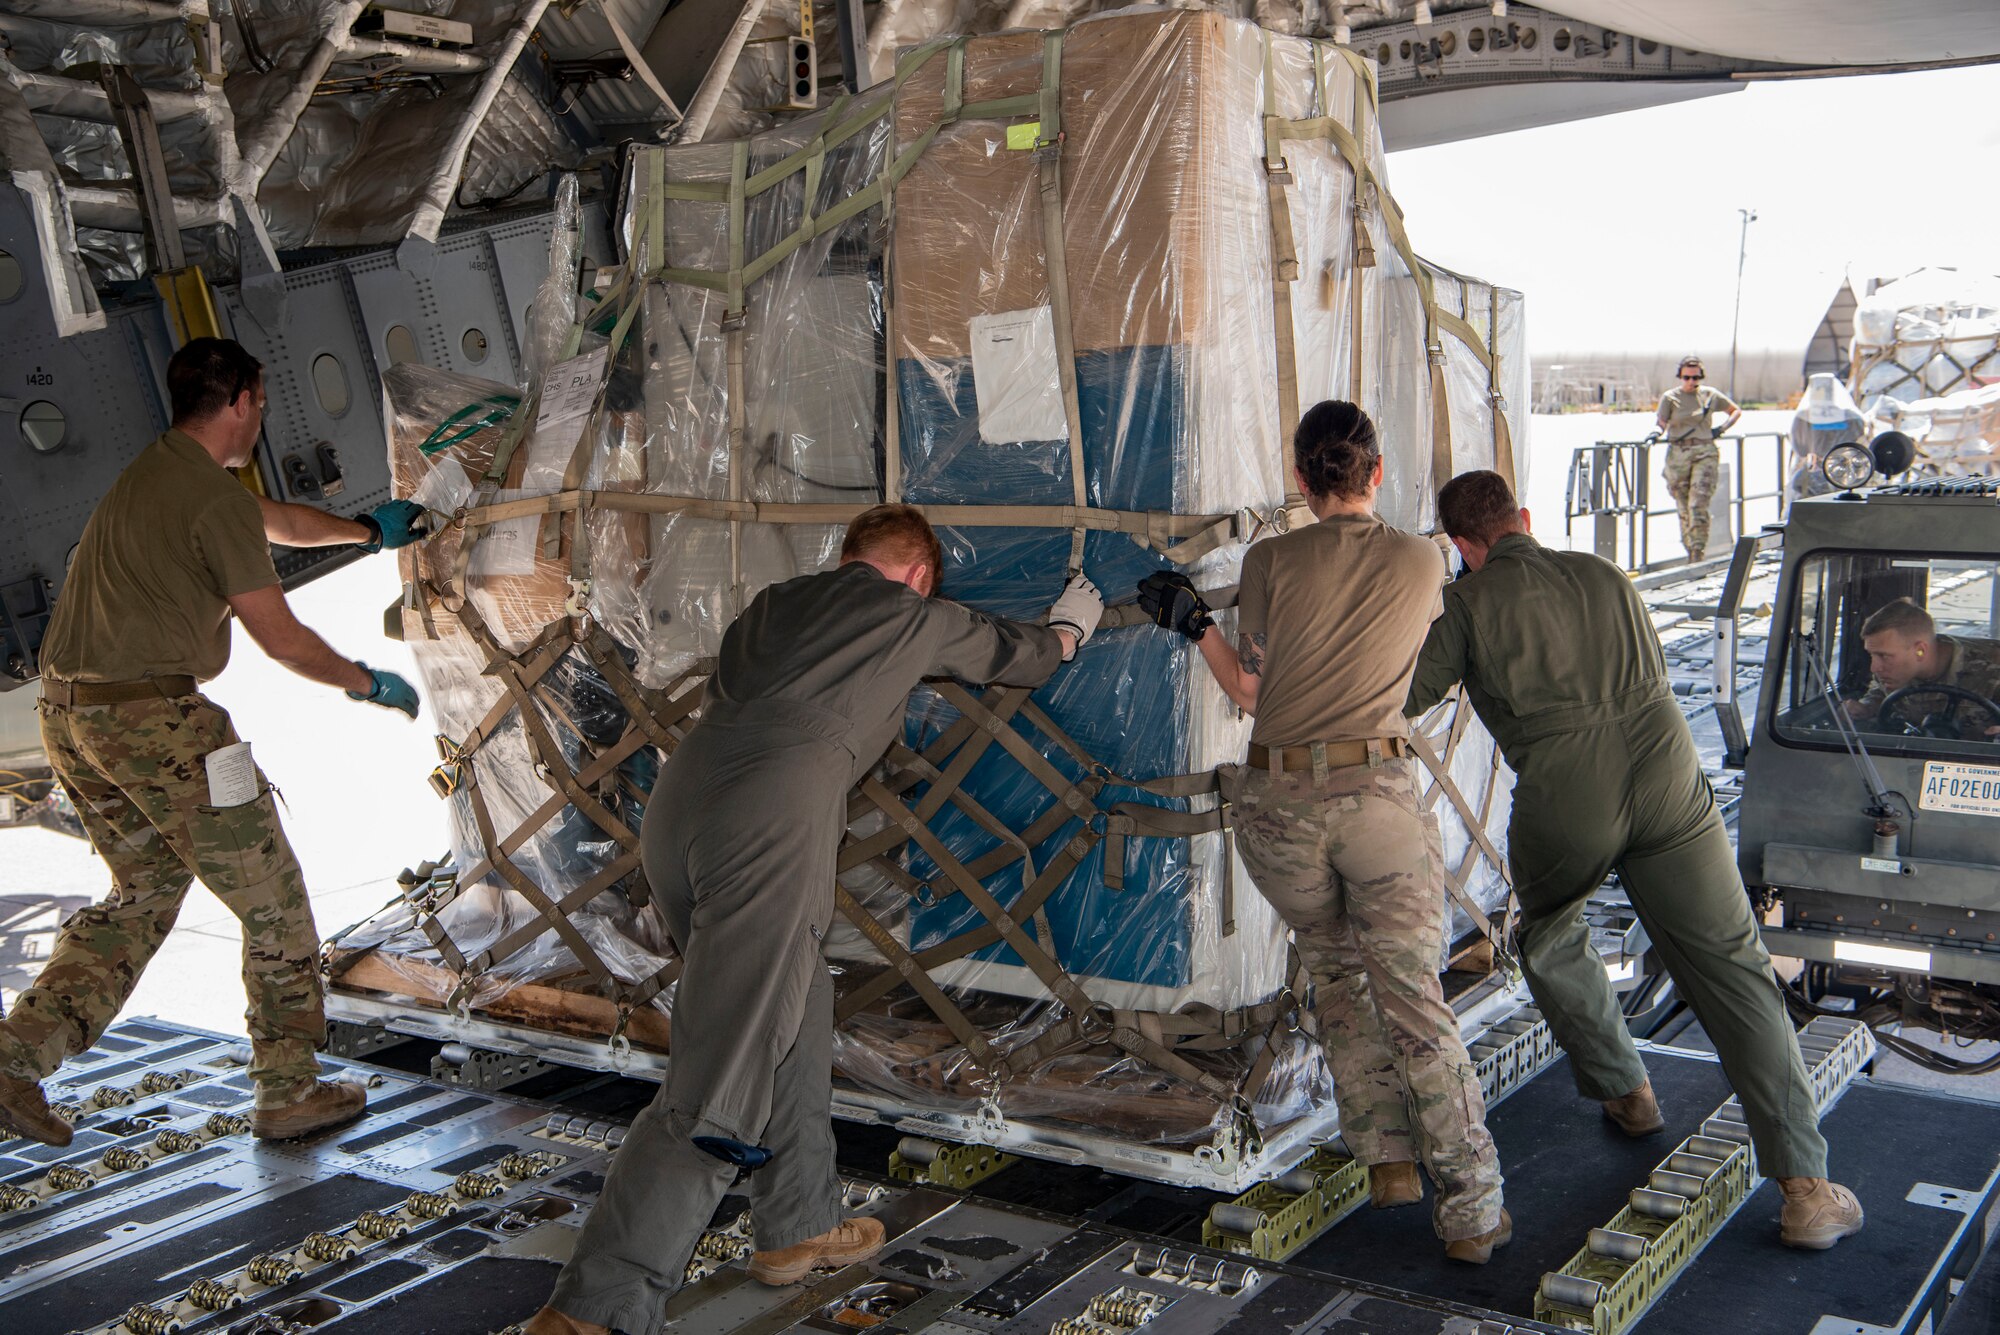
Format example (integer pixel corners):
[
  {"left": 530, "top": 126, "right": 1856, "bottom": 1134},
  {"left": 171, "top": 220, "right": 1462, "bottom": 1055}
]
[
  {"left": 1134, "top": 401, "right": 1507, "bottom": 1263},
  {"left": 0, "top": 337, "right": 426, "bottom": 1148}
]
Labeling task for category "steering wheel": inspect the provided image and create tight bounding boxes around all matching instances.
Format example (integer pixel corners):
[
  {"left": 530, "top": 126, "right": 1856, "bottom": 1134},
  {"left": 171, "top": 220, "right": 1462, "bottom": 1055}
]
[{"left": 1878, "top": 682, "right": 2000, "bottom": 740}]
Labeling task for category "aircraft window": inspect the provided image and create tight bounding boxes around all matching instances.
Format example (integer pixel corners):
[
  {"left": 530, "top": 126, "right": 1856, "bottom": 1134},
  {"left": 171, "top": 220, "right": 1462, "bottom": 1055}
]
[
  {"left": 385, "top": 324, "right": 423, "bottom": 367},
  {"left": 20, "top": 400, "right": 65, "bottom": 453},
  {"left": 462, "top": 327, "right": 490, "bottom": 363},
  {"left": 1774, "top": 550, "right": 2000, "bottom": 761},
  {"left": 0, "top": 249, "right": 20, "bottom": 303},
  {"left": 1553, "top": 27, "right": 1571, "bottom": 52},
  {"left": 1468, "top": 26, "right": 1485, "bottom": 53},
  {"left": 311, "top": 353, "right": 350, "bottom": 417}
]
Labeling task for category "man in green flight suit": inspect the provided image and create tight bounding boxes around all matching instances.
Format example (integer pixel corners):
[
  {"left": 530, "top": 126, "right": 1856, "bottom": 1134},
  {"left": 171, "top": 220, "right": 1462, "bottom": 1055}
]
[
  {"left": 0, "top": 337, "right": 427, "bottom": 1148},
  {"left": 1405, "top": 469, "right": 1864, "bottom": 1250}
]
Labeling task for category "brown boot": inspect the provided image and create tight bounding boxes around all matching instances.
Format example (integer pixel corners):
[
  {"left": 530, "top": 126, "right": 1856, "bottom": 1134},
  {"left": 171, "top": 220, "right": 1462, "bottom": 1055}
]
[
  {"left": 748, "top": 1216, "right": 886, "bottom": 1286},
  {"left": 0, "top": 1073, "right": 72, "bottom": 1148},
  {"left": 251, "top": 1080, "right": 367, "bottom": 1141},
  {"left": 1444, "top": 1208, "right": 1513, "bottom": 1264},
  {"left": 1602, "top": 1079, "right": 1666, "bottom": 1137},
  {"left": 505, "top": 1308, "right": 611, "bottom": 1335},
  {"left": 1779, "top": 1178, "right": 1864, "bottom": 1249},
  {"left": 1368, "top": 1161, "right": 1423, "bottom": 1209}
]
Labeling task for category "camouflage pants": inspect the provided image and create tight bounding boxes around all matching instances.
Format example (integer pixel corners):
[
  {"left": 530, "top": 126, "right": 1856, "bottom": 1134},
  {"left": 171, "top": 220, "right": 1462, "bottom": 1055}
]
[
  {"left": 1662, "top": 442, "right": 1720, "bottom": 560},
  {"left": 1225, "top": 757, "right": 1503, "bottom": 1240},
  {"left": 3, "top": 693, "right": 324, "bottom": 1104}
]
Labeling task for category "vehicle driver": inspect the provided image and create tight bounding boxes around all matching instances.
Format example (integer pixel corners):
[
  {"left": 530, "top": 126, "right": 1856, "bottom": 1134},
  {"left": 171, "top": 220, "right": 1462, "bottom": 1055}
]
[
  {"left": 1135, "top": 401, "right": 1509, "bottom": 1265},
  {"left": 1407, "top": 469, "right": 1864, "bottom": 1251},
  {"left": 1843, "top": 598, "right": 2000, "bottom": 740},
  {"left": 519, "top": 505, "right": 1101, "bottom": 1335},
  {"left": 0, "top": 338, "right": 426, "bottom": 1148}
]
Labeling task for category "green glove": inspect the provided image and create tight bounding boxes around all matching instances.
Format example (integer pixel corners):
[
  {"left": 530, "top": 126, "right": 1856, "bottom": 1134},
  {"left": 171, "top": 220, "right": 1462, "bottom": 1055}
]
[
  {"left": 356, "top": 500, "right": 430, "bottom": 553},
  {"left": 347, "top": 663, "right": 420, "bottom": 719}
]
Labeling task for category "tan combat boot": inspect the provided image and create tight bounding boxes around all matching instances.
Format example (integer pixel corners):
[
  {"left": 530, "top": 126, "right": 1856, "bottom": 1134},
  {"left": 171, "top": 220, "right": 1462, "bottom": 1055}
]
[
  {"left": 0, "top": 1072, "right": 73, "bottom": 1147},
  {"left": 1602, "top": 1079, "right": 1666, "bottom": 1137},
  {"left": 1444, "top": 1208, "right": 1514, "bottom": 1265},
  {"left": 1778, "top": 1178, "right": 1864, "bottom": 1249},
  {"left": 251, "top": 1079, "right": 367, "bottom": 1141},
  {"left": 1369, "top": 1161, "right": 1423, "bottom": 1209},
  {"left": 505, "top": 1308, "right": 611, "bottom": 1335},
  {"left": 748, "top": 1217, "right": 887, "bottom": 1285}
]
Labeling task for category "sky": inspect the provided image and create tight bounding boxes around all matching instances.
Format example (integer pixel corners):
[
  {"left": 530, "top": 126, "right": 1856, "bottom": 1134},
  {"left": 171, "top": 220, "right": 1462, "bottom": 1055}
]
[{"left": 1385, "top": 62, "right": 2000, "bottom": 358}]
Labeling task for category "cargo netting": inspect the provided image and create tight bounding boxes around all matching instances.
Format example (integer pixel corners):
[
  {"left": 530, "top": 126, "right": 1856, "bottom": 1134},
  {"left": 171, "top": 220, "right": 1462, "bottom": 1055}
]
[{"left": 328, "top": 10, "right": 1528, "bottom": 1157}]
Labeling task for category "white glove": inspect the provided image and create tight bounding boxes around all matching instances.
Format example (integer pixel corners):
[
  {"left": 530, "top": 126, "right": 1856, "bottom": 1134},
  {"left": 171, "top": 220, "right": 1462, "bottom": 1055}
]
[{"left": 1047, "top": 573, "right": 1104, "bottom": 660}]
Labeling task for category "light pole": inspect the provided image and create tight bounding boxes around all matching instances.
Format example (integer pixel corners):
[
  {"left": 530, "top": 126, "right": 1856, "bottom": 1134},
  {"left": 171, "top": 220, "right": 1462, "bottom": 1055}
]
[{"left": 1730, "top": 207, "right": 1757, "bottom": 401}]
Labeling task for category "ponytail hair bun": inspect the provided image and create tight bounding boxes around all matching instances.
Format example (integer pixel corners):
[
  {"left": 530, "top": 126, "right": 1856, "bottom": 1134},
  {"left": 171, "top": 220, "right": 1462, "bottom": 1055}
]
[{"left": 1294, "top": 400, "right": 1380, "bottom": 501}]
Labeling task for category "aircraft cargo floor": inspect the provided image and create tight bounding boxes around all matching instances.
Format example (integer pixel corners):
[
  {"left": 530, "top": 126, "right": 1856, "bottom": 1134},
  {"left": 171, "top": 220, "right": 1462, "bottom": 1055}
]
[{"left": 3, "top": 1019, "right": 1997, "bottom": 1335}]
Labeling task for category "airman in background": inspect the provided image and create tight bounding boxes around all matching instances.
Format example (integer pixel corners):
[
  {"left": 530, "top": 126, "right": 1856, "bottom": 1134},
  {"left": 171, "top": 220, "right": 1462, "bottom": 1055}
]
[{"left": 1654, "top": 356, "right": 1740, "bottom": 562}]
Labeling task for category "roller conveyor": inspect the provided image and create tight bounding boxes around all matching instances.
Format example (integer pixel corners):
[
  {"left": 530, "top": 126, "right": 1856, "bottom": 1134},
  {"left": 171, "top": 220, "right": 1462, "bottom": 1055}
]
[{"left": 3, "top": 1017, "right": 1997, "bottom": 1335}]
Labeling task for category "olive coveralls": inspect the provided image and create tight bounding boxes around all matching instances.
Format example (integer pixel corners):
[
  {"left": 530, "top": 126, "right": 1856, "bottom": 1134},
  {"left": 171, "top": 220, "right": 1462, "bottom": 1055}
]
[
  {"left": 1406, "top": 534, "right": 1828, "bottom": 1179},
  {"left": 549, "top": 563, "right": 1063, "bottom": 1334}
]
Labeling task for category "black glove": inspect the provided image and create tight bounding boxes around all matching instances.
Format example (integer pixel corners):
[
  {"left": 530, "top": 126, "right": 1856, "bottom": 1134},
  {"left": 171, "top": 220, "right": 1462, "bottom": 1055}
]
[{"left": 1135, "top": 571, "right": 1213, "bottom": 641}]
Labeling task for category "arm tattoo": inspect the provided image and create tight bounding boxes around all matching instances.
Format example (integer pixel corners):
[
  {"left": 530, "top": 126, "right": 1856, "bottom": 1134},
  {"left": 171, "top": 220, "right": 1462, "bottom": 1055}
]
[{"left": 1237, "top": 633, "right": 1266, "bottom": 677}]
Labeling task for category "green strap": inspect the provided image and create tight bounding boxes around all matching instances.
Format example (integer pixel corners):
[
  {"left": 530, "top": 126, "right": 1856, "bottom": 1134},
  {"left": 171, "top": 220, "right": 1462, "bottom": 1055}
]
[{"left": 419, "top": 394, "right": 520, "bottom": 456}]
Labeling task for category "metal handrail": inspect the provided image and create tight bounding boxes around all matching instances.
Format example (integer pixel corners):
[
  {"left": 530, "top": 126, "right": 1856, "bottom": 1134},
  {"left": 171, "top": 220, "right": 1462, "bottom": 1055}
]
[{"left": 1565, "top": 432, "right": 1791, "bottom": 573}]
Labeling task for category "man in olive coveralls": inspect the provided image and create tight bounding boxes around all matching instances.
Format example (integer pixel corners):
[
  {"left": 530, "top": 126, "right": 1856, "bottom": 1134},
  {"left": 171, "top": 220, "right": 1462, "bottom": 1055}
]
[
  {"left": 0, "top": 338, "right": 426, "bottom": 1148},
  {"left": 1405, "top": 470, "right": 1864, "bottom": 1249},
  {"left": 522, "top": 505, "right": 1103, "bottom": 1335}
]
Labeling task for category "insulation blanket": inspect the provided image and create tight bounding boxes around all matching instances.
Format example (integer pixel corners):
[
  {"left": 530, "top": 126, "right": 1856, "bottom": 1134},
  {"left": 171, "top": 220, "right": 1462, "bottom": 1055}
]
[{"left": 334, "top": 9, "right": 1529, "bottom": 1151}]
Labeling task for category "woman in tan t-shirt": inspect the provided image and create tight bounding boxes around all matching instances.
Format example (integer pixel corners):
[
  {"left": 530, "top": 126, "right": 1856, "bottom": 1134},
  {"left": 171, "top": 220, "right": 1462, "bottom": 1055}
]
[{"left": 1134, "top": 400, "right": 1509, "bottom": 1262}]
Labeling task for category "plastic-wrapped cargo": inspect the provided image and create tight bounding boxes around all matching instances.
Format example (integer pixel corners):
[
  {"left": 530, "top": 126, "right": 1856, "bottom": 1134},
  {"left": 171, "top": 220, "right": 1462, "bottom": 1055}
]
[
  {"left": 1879, "top": 380, "right": 2000, "bottom": 476},
  {"left": 328, "top": 10, "right": 1529, "bottom": 1184},
  {"left": 1850, "top": 267, "right": 2000, "bottom": 411},
  {"left": 1788, "top": 373, "right": 1865, "bottom": 500}
]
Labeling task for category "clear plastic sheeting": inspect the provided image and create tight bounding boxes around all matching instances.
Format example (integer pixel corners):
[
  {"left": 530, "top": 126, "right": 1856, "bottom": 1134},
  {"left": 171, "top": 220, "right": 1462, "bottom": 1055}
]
[
  {"left": 1788, "top": 373, "right": 1864, "bottom": 500},
  {"left": 1851, "top": 267, "right": 2000, "bottom": 412},
  {"left": 525, "top": 173, "right": 584, "bottom": 386},
  {"left": 336, "top": 11, "right": 1529, "bottom": 1160},
  {"left": 1879, "top": 381, "right": 2000, "bottom": 477}
]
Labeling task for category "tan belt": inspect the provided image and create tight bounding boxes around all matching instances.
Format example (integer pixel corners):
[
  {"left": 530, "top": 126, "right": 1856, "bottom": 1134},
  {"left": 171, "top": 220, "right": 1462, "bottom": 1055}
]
[
  {"left": 1247, "top": 736, "right": 1409, "bottom": 774},
  {"left": 40, "top": 675, "right": 198, "bottom": 707}
]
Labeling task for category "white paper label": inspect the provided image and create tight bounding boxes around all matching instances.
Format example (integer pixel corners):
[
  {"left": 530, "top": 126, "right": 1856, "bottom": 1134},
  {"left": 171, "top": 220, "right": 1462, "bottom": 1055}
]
[
  {"left": 968, "top": 307, "right": 1068, "bottom": 445},
  {"left": 527, "top": 347, "right": 609, "bottom": 491},
  {"left": 204, "top": 742, "right": 259, "bottom": 808},
  {"left": 1919, "top": 761, "right": 2000, "bottom": 818},
  {"left": 469, "top": 488, "right": 540, "bottom": 577},
  {"left": 1860, "top": 856, "right": 1903, "bottom": 874}
]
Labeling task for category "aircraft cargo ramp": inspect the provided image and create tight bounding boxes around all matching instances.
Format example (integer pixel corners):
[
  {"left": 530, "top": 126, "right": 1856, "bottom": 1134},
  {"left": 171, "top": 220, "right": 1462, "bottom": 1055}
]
[{"left": 1, "top": 1012, "right": 1996, "bottom": 1335}]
